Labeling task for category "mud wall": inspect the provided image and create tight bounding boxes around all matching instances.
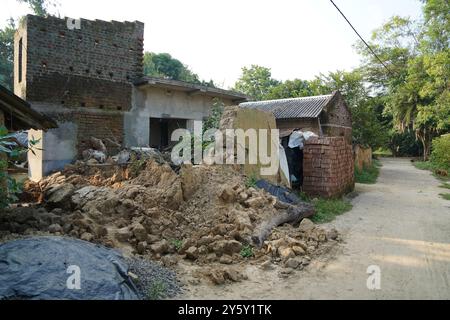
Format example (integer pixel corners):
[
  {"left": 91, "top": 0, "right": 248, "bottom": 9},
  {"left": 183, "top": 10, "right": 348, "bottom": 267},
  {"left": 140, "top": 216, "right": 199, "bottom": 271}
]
[
  {"left": 354, "top": 145, "right": 372, "bottom": 171},
  {"left": 220, "top": 106, "right": 287, "bottom": 185}
]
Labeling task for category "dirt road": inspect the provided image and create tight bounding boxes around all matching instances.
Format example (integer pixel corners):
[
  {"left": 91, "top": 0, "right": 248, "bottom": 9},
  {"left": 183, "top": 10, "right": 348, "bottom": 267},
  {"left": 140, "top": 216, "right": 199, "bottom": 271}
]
[{"left": 182, "top": 158, "right": 450, "bottom": 299}]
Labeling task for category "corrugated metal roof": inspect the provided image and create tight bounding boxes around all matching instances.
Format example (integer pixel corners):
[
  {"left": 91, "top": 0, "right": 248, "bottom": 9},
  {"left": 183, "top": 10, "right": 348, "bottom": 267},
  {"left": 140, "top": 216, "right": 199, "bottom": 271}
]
[{"left": 239, "top": 93, "right": 334, "bottom": 119}]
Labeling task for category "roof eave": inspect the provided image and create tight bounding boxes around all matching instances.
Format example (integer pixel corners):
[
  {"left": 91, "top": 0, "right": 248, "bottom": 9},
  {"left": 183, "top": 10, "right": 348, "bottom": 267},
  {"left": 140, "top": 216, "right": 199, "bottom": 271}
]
[
  {"left": 0, "top": 85, "right": 58, "bottom": 130},
  {"left": 134, "top": 77, "right": 248, "bottom": 102}
]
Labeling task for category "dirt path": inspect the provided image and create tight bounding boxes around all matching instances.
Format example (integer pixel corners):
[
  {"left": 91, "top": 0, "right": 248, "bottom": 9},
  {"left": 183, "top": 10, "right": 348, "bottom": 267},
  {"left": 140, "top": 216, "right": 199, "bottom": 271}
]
[{"left": 181, "top": 158, "right": 450, "bottom": 299}]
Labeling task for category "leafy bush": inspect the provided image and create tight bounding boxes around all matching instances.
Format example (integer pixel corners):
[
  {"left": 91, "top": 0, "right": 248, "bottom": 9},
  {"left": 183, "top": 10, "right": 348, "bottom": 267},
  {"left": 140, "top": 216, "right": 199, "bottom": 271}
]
[
  {"left": 439, "top": 193, "right": 450, "bottom": 201},
  {"left": 0, "top": 126, "right": 38, "bottom": 209},
  {"left": 203, "top": 98, "right": 224, "bottom": 132},
  {"left": 389, "top": 130, "right": 423, "bottom": 157},
  {"left": 430, "top": 134, "right": 450, "bottom": 171}
]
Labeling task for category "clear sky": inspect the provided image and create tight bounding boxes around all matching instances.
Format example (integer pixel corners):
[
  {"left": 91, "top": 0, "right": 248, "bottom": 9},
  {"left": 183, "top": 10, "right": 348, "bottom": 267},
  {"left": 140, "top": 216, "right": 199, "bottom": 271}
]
[{"left": 1, "top": 0, "right": 423, "bottom": 88}]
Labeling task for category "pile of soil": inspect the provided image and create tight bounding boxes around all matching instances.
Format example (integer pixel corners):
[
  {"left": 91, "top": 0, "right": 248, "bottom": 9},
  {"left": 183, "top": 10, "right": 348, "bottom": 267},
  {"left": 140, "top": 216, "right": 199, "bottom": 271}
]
[{"left": 1, "top": 158, "right": 340, "bottom": 284}]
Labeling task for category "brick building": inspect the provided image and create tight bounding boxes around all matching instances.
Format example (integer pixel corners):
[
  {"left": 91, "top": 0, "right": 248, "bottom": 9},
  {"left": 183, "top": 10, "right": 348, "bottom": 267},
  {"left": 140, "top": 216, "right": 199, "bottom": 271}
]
[
  {"left": 240, "top": 91, "right": 352, "bottom": 144},
  {"left": 14, "top": 15, "right": 246, "bottom": 180},
  {"left": 241, "top": 92, "right": 354, "bottom": 197}
]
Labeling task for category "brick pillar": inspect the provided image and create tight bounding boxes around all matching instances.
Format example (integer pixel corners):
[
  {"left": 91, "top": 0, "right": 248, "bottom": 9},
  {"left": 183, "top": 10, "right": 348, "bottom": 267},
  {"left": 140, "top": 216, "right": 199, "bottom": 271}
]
[
  {"left": 0, "top": 111, "right": 8, "bottom": 200},
  {"left": 303, "top": 137, "right": 354, "bottom": 198}
]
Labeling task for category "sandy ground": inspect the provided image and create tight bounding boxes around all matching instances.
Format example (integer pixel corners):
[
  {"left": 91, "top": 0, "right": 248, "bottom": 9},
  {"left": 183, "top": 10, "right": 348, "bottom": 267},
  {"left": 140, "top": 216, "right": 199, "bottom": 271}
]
[{"left": 180, "top": 158, "right": 450, "bottom": 300}]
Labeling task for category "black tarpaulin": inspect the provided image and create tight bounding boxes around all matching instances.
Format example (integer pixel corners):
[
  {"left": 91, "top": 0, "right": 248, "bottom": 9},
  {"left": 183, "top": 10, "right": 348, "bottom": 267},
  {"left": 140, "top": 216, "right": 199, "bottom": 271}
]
[{"left": 0, "top": 236, "right": 139, "bottom": 300}]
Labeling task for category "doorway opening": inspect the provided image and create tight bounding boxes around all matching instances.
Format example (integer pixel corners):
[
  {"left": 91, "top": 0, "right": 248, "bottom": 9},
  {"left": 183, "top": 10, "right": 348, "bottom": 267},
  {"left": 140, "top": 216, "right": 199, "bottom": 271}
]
[{"left": 149, "top": 118, "right": 187, "bottom": 150}]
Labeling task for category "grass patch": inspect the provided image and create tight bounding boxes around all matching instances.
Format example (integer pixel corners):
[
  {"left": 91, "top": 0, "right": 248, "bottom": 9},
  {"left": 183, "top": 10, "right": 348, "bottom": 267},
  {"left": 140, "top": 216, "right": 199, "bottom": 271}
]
[
  {"left": 413, "top": 161, "right": 436, "bottom": 171},
  {"left": 440, "top": 182, "right": 450, "bottom": 189},
  {"left": 355, "top": 160, "right": 381, "bottom": 184},
  {"left": 413, "top": 161, "right": 449, "bottom": 181},
  {"left": 439, "top": 193, "right": 450, "bottom": 201},
  {"left": 373, "top": 148, "right": 392, "bottom": 157},
  {"left": 310, "top": 198, "right": 353, "bottom": 224}
]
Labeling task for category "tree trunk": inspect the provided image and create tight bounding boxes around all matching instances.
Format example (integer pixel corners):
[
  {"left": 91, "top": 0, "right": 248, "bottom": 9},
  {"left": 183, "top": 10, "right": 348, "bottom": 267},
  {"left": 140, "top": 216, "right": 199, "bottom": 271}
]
[
  {"left": 416, "top": 128, "right": 432, "bottom": 161},
  {"left": 251, "top": 202, "right": 315, "bottom": 247}
]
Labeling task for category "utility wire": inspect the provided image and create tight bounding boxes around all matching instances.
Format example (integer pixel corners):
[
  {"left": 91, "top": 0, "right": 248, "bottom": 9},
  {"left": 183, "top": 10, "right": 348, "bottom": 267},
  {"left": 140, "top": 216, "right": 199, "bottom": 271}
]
[{"left": 329, "top": 0, "right": 394, "bottom": 75}]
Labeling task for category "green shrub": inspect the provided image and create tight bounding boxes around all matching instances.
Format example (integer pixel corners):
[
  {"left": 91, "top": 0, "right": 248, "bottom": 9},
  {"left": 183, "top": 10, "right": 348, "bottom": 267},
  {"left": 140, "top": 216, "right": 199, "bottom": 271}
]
[
  {"left": 431, "top": 135, "right": 450, "bottom": 171},
  {"left": 439, "top": 193, "right": 450, "bottom": 201},
  {"left": 0, "top": 126, "right": 39, "bottom": 209},
  {"left": 355, "top": 160, "right": 381, "bottom": 184}
]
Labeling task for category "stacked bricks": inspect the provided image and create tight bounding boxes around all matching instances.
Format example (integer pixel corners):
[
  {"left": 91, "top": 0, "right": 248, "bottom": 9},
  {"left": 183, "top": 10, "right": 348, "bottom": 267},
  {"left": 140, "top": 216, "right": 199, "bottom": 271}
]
[{"left": 303, "top": 137, "right": 354, "bottom": 198}]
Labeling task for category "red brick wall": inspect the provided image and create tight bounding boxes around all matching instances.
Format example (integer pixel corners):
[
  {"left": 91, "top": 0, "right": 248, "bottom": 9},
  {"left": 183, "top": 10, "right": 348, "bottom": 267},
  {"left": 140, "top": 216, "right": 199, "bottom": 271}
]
[
  {"left": 74, "top": 112, "right": 123, "bottom": 154},
  {"left": 303, "top": 137, "right": 354, "bottom": 198},
  {"left": 42, "top": 109, "right": 124, "bottom": 155}
]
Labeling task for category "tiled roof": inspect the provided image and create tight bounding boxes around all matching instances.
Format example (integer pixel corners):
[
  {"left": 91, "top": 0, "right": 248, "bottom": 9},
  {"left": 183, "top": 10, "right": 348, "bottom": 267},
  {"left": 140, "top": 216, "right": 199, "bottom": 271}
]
[{"left": 239, "top": 93, "right": 334, "bottom": 119}]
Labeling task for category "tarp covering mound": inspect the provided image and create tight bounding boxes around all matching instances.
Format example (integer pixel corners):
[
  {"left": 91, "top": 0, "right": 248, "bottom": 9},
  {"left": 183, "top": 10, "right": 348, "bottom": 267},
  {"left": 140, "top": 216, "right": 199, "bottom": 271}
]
[{"left": 0, "top": 236, "right": 139, "bottom": 300}]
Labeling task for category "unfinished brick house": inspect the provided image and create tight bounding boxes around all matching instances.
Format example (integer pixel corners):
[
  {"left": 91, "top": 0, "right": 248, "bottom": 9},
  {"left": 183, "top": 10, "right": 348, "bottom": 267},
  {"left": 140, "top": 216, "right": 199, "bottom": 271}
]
[
  {"left": 240, "top": 91, "right": 352, "bottom": 144},
  {"left": 14, "top": 14, "right": 247, "bottom": 180}
]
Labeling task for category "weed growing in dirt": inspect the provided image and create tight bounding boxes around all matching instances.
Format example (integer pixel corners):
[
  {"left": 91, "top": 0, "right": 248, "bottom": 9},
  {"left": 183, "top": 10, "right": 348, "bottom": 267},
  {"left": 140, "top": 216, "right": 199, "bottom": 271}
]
[
  {"left": 147, "top": 280, "right": 167, "bottom": 300},
  {"left": 355, "top": 160, "right": 381, "bottom": 184},
  {"left": 240, "top": 245, "right": 254, "bottom": 258},
  {"left": 439, "top": 193, "right": 450, "bottom": 201},
  {"left": 298, "top": 191, "right": 310, "bottom": 202},
  {"left": 171, "top": 239, "right": 183, "bottom": 252},
  {"left": 245, "top": 173, "right": 258, "bottom": 189},
  {"left": 129, "top": 154, "right": 147, "bottom": 177},
  {"left": 311, "top": 198, "right": 353, "bottom": 224}
]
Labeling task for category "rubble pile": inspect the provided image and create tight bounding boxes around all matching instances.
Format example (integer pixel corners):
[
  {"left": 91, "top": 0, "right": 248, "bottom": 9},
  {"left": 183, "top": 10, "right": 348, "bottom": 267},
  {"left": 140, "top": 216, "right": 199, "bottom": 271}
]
[{"left": 1, "top": 154, "right": 341, "bottom": 283}]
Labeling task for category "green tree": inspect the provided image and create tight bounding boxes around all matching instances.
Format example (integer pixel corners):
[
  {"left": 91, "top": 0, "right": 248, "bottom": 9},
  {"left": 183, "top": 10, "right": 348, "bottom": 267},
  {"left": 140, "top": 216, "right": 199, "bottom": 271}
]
[
  {"left": 312, "top": 70, "right": 388, "bottom": 149},
  {"left": 357, "top": 1, "right": 450, "bottom": 160},
  {"left": 0, "top": 0, "right": 53, "bottom": 89},
  {"left": 143, "top": 52, "right": 214, "bottom": 86},
  {"left": 265, "top": 79, "right": 316, "bottom": 100},
  {"left": 0, "top": 19, "right": 16, "bottom": 89},
  {"left": 0, "top": 126, "right": 40, "bottom": 209},
  {"left": 234, "top": 65, "right": 280, "bottom": 100},
  {"left": 18, "top": 0, "right": 53, "bottom": 17}
]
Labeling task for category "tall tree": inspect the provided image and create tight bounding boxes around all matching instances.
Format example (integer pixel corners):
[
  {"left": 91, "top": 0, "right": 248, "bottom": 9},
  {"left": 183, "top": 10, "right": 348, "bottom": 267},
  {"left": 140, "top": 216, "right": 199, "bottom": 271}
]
[
  {"left": 143, "top": 52, "right": 215, "bottom": 86},
  {"left": 265, "top": 79, "right": 316, "bottom": 100},
  {"left": 0, "top": 0, "right": 53, "bottom": 89},
  {"left": 357, "top": 0, "right": 450, "bottom": 159},
  {"left": 18, "top": 0, "right": 52, "bottom": 17},
  {"left": 312, "top": 70, "right": 389, "bottom": 149},
  {"left": 0, "top": 19, "right": 16, "bottom": 89},
  {"left": 234, "top": 65, "right": 280, "bottom": 100}
]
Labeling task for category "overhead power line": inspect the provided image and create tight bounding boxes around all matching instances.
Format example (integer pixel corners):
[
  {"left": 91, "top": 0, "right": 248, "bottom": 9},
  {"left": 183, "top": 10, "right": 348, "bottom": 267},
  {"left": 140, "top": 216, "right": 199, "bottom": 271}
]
[{"left": 329, "top": 0, "right": 394, "bottom": 75}]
